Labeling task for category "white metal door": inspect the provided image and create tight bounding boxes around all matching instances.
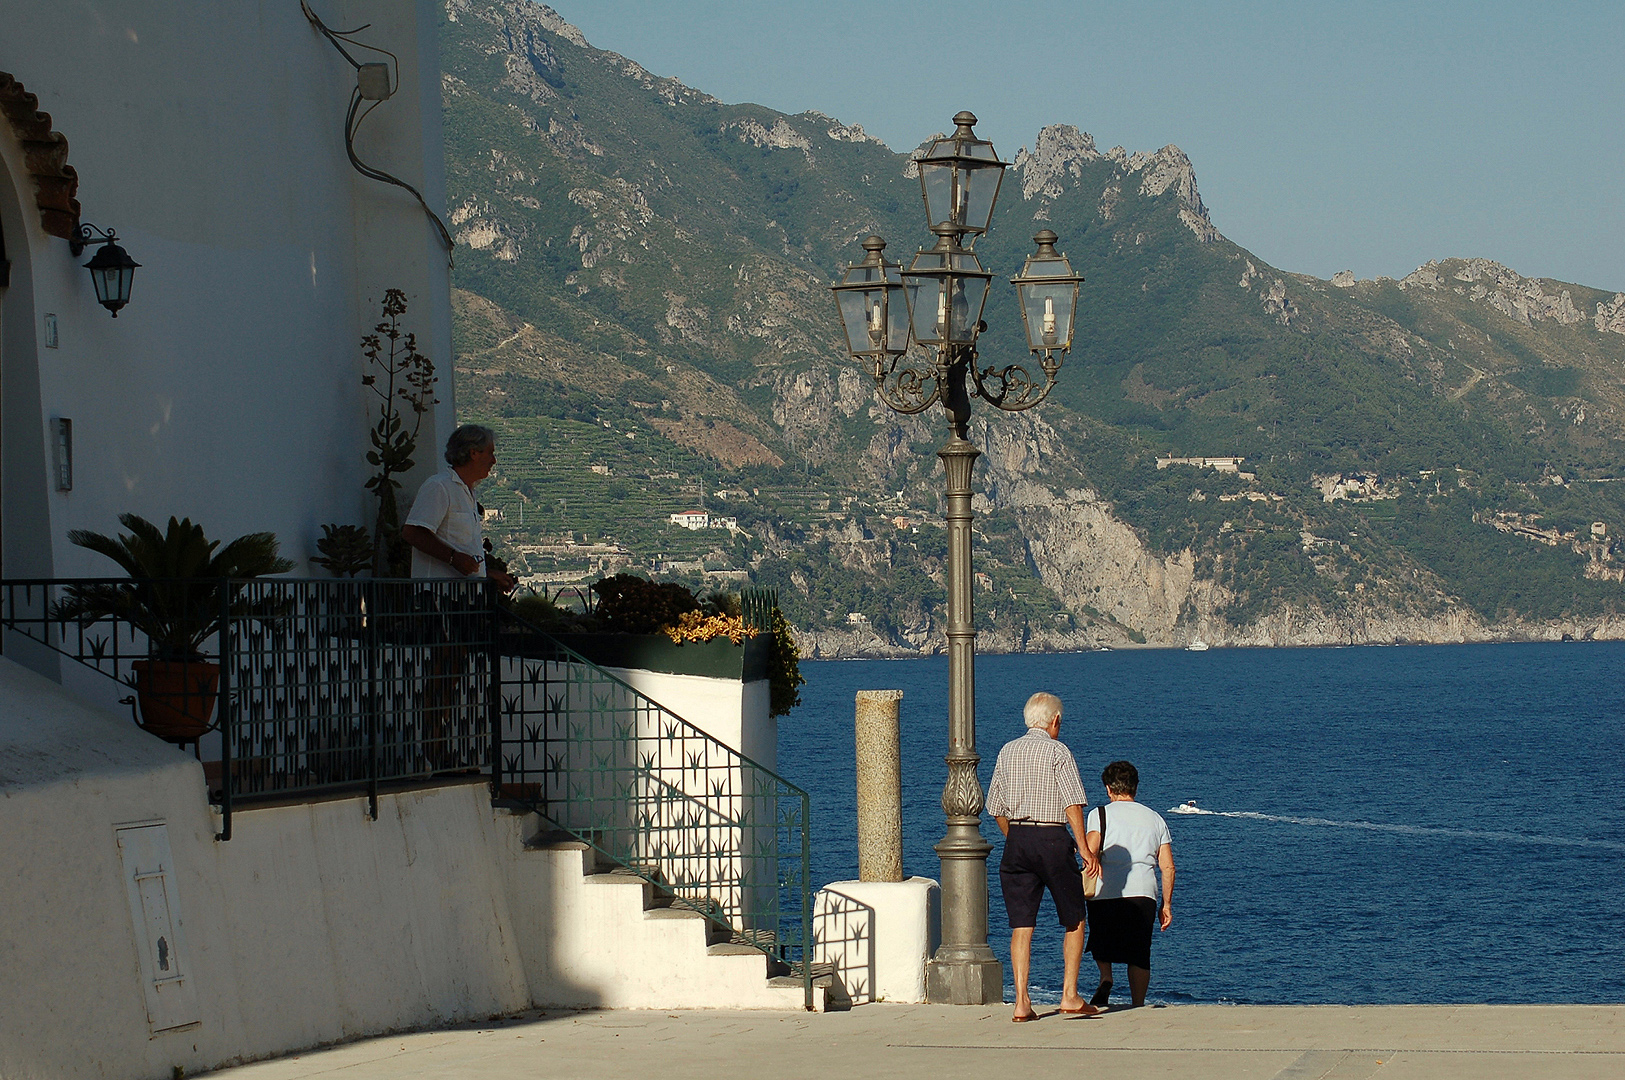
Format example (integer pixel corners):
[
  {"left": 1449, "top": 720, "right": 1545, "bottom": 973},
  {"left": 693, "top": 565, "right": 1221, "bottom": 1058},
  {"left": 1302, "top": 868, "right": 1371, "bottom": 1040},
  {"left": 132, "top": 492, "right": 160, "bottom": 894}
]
[{"left": 115, "top": 822, "right": 200, "bottom": 1033}]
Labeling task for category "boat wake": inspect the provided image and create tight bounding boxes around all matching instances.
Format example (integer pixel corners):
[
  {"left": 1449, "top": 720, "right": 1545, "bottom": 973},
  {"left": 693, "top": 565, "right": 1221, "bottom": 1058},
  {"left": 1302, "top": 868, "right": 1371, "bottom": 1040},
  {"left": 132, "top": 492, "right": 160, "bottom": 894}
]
[{"left": 1165, "top": 806, "right": 1625, "bottom": 852}]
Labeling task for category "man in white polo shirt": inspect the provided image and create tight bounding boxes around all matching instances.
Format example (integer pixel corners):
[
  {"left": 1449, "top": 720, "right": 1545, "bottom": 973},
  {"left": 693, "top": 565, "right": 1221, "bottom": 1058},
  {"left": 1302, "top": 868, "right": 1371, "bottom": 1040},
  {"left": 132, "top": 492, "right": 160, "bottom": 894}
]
[
  {"left": 401, "top": 424, "right": 515, "bottom": 771},
  {"left": 402, "top": 424, "right": 516, "bottom": 590}
]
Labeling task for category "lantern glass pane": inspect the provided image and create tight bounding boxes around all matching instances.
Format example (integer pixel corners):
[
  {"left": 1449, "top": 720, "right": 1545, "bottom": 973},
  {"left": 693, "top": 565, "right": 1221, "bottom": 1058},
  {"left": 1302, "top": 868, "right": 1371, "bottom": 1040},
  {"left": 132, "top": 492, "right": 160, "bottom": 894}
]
[
  {"left": 91, "top": 266, "right": 114, "bottom": 305},
  {"left": 1018, "top": 280, "right": 1076, "bottom": 351},
  {"left": 950, "top": 275, "right": 991, "bottom": 343},
  {"left": 886, "top": 284, "right": 910, "bottom": 350},
  {"left": 919, "top": 160, "right": 955, "bottom": 232},
  {"left": 903, "top": 274, "right": 944, "bottom": 345},
  {"left": 960, "top": 166, "right": 1002, "bottom": 235},
  {"left": 115, "top": 264, "right": 135, "bottom": 304},
  {"left": 837, "top": 286, "right": 886, "bottom": 355}
]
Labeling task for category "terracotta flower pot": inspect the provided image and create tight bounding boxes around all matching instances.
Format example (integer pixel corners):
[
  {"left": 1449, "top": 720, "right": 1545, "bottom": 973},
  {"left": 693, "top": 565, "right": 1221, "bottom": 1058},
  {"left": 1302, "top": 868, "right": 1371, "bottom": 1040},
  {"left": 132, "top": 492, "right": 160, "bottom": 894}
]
[{"left": 131, "top": 659, "right": 220, "bottom": 741}]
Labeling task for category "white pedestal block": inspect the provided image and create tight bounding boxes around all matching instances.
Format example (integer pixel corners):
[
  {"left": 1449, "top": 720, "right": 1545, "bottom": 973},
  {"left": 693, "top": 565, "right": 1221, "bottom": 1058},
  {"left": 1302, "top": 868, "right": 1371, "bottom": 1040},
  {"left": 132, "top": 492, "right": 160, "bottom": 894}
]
[{"left": 814, "top": 877, "right": 940, "bottom": 1003}]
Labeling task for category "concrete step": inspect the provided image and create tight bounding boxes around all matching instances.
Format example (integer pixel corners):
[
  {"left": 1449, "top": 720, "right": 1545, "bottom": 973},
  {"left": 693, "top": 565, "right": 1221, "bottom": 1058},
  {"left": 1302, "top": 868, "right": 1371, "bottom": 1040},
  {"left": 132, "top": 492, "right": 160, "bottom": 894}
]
[
  {"left": 767, "top": 970, "right": 852, "bottom": 1012},
  {"left": 513, "top": 820, "right": 818, "bottom": 1009}
]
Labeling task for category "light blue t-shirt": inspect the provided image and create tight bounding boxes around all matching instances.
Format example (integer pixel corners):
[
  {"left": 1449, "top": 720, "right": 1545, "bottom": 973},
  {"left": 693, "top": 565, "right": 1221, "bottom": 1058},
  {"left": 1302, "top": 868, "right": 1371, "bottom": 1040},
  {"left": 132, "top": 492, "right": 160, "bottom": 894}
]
[{"left": 1088, "top": 800, "right": 1172, "bottom": 901}]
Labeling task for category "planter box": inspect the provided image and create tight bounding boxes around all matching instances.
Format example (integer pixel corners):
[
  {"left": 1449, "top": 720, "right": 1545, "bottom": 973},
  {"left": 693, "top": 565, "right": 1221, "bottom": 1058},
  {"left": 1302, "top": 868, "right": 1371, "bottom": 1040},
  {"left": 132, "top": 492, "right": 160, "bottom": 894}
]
[{"left": 502, "top": 632, "right": 769, "bottom": 683}]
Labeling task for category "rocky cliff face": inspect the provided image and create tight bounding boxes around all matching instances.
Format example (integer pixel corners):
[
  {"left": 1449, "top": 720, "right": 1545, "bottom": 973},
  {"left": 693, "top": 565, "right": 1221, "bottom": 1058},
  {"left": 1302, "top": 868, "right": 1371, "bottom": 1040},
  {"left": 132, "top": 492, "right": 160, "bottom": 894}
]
[
  {"left": 1010, "top": 124, "right": 1219, "bottom": 242},
  {"left": 443, "top": 0, "right": 1625, "bottom": 662}
]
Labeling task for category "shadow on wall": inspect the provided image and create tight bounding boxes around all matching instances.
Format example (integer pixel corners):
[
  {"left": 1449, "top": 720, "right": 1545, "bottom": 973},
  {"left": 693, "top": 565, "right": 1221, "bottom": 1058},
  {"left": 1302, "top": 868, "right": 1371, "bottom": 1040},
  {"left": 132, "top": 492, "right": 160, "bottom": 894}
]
[{"left": 814, "top": 888, "right": 878, "bottom": 1004}]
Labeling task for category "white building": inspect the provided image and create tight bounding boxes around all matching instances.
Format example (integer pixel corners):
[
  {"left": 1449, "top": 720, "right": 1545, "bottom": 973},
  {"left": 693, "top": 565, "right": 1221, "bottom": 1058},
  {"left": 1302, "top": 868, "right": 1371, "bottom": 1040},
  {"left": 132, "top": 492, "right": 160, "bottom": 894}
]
[
  {"left": 1, "top": 3, "right": 455, "bottom": 582},
  {"left": 1156, "top": 455, "right": 1245, "bottom": 473},
  {"left": 670, "top": 509, "right": 709, "bottom": 529}
]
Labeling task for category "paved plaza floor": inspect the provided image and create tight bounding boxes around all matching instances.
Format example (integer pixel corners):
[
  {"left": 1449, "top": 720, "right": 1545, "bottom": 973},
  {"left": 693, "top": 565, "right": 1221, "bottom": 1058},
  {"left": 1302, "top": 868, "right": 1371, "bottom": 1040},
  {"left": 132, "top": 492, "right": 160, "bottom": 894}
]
[{"left": 211, "top": 1002, "right": 1625, "bottom": 1080}]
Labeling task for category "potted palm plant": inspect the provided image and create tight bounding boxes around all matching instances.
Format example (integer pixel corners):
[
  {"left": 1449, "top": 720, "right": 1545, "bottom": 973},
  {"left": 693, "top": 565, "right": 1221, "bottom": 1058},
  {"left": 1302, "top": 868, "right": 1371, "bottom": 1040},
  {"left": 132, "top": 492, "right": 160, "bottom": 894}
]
[{"left": 54, "top": 514, "right": 294, "bottom": 741}]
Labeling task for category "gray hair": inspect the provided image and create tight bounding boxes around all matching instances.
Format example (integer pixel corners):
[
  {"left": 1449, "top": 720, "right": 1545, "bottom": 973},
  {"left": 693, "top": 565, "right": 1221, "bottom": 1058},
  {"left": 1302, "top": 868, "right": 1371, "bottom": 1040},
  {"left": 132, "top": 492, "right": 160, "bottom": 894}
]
[
  {"left": 444, "top": 424, "right": 496, "bottom": 467},
  {"left": 1024, "top": 692, "right": 1062, "bottom": 729}
]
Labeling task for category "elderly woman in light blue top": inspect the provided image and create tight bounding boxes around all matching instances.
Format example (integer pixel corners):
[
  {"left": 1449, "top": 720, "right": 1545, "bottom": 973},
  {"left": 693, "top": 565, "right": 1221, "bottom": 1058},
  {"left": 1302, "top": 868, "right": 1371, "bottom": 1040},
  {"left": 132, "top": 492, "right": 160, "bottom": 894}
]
[{"left": 1084, "top": 759, "right": 1175, "bottom": 1008}]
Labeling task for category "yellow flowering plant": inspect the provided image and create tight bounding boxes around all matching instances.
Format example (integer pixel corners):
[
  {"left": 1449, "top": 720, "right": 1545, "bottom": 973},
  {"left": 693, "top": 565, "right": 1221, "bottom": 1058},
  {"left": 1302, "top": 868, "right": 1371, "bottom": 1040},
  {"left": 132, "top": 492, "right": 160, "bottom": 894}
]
[{"left": 660, "top": 609, "right": 751, "bottom": 645}]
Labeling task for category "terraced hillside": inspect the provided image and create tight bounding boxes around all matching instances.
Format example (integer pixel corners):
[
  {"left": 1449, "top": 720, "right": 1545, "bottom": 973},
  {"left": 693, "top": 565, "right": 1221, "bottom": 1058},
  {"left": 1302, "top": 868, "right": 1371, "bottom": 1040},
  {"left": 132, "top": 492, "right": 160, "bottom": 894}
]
[{"left": 440, "top": 0, "right": 1625, "bottom": 653}]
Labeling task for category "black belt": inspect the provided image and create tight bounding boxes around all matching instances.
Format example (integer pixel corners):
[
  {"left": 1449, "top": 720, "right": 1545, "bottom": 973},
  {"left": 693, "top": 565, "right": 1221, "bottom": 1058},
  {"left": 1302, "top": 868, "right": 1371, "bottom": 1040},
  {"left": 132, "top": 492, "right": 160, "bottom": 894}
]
[{"left": 1009, "top": 819, "right": 1066, "bottom": 827}]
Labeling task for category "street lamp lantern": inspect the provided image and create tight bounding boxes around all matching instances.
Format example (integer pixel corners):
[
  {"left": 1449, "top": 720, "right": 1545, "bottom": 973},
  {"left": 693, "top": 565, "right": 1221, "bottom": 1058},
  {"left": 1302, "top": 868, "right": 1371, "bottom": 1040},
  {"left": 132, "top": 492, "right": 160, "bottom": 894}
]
[
  {"left": 70, "top": 223, "right": 141, "bottom": 318},
  {"left": 901, "top": 233, "right": 992, "bottom": 347},
  {"left": 1011, "top": 229, "right": 1084, "bottom": 356},
  {"left": 915, "top": 111, "right": 1007, "bottom": 240},
  {"left": 830, "top": 113, "right": 1083, "bottom": 1005},
  {"left": 832, "top": 235, "right": 910, "bottom": 362}
]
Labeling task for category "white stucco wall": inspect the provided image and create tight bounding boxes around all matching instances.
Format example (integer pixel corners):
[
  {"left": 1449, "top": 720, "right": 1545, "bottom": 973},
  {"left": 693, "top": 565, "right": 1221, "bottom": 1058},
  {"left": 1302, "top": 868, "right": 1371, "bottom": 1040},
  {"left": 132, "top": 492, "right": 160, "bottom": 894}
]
[
  {"left": 601, "top": 666, "right": 777, "bottom": 772},
  {"left": 0, "top": 0, "right": 454, "bottom": 586},
  {"left": 0, "top": 656, "right": 802, "bottom": 1079},
  {"left": 815, "top": 878, "right": 941, "bottom": 1004},
  {"left": 0, "top": 657, "right": 532, "bottom": 1080}
]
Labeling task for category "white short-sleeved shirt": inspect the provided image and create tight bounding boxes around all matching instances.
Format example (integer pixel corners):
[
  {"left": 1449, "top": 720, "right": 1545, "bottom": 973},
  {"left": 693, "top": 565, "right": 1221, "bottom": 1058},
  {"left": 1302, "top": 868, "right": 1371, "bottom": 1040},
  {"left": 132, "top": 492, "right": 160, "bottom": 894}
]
[
  {"left": 404, "top": 470, "right": 485, "bottom": 578},
  {"left": 1087, "top": 800, "right": 1172, "bottom": 901}
]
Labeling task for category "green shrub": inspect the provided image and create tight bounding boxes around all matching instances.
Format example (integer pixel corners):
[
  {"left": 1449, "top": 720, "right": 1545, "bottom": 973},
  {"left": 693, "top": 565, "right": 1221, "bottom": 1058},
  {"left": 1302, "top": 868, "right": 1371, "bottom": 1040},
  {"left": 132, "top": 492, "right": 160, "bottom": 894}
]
[{"left": 591, "top": 573, "right": 703, "bottom": 634}]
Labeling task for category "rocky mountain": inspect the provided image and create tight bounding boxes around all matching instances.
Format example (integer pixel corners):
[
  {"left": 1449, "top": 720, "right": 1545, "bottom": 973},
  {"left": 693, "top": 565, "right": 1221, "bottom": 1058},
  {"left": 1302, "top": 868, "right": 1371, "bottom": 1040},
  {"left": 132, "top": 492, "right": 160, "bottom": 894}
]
[{"left": 439, "top": 0, "right": 1625, "bottom": 654}]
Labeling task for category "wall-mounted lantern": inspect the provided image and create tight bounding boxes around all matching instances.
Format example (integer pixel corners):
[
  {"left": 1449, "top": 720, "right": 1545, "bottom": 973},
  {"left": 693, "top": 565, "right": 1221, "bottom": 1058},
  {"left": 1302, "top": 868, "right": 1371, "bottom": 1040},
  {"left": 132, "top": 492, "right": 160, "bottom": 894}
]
[{"left": 69, "top": 223, "right": 140, "bottom": 317}]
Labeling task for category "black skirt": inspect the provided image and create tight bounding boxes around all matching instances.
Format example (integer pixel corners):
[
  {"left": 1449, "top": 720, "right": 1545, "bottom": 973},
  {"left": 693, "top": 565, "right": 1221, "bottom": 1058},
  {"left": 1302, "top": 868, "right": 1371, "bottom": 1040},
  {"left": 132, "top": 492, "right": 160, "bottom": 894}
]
[{"left": 1085, "top": 896, "right": 1158, "bottom": 969}]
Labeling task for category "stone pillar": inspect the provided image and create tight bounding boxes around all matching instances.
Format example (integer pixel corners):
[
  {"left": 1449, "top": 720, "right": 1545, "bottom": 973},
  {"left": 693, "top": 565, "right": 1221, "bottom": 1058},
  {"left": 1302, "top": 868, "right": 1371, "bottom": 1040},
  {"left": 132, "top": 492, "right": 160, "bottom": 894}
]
[{"left": 855, "top": 690, "right": 904, "bottom": 883}]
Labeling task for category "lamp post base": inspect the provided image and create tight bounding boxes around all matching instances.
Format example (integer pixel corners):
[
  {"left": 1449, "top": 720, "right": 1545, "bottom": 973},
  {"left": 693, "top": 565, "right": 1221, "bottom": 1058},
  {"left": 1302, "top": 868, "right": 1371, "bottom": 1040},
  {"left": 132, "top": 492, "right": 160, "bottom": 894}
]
[{"left": 925, "top": 948, "right": 1004, "bottom": 1005}]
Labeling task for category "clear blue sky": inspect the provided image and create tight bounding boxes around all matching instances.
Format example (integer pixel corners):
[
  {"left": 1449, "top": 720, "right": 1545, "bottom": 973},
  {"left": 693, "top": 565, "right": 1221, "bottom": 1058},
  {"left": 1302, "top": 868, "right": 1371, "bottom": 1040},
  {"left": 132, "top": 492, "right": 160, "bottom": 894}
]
[{"left": 551, "top": 1, "right": 1624, "bottom": 292}]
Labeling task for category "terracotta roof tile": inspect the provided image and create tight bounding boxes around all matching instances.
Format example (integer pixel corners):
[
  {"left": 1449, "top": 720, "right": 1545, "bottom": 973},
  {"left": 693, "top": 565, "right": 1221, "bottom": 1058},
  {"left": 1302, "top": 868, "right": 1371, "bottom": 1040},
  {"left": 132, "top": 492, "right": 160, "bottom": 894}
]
[{"left": 0, "top": 71, "right": 81, "bottom": 240}]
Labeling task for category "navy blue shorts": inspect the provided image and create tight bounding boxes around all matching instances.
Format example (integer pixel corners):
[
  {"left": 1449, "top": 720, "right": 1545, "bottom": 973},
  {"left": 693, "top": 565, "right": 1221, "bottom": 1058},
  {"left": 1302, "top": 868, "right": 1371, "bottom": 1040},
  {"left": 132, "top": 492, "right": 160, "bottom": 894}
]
[{"left": 999, "top": 824, "right": 1086, "bottom": 929}]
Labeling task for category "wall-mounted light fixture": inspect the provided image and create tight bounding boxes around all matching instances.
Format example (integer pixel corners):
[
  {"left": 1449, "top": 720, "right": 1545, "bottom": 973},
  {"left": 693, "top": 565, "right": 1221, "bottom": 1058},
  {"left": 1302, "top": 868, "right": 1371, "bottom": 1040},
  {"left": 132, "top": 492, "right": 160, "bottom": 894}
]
[{"left": 69, "top": 223, "right": 140, "bottom": 317}]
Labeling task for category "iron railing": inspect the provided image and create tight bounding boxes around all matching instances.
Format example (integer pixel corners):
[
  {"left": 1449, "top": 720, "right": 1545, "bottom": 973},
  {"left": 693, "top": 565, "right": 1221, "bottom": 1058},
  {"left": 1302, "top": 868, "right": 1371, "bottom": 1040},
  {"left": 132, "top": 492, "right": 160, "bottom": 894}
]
[
  {"left": 493, "top": 617, "right": 813, "bottom": 1008},
  {"left": 0, "top": 576, "right": 812, "bottom": 1007},
  {"left": 0, "top": 577, "right": 497, "bottom": 837},
  {"left": 218, "top": 579, "right": 497, "bottom": 831}
]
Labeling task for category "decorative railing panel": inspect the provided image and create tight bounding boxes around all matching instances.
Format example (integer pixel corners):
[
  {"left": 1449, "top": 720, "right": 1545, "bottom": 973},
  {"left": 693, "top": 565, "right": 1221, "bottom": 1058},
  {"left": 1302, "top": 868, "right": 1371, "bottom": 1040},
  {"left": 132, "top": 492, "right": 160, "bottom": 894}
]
[
  {"left": 220, "top": 580, "right": 496, "bottom": 825},
  {"left": 495, "top": 625, "right": 812, "bottom": 1007},
  {"left": 1, "top": 578, "right": 497, "bottom": 834}
]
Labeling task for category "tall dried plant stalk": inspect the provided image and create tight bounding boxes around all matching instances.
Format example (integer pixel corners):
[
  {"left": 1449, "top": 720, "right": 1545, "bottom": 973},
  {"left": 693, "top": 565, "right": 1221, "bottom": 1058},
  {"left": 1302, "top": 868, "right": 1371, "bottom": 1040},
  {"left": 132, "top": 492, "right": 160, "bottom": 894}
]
[{"left": 361, "top": 289, "right": 438, "bottom": 576}]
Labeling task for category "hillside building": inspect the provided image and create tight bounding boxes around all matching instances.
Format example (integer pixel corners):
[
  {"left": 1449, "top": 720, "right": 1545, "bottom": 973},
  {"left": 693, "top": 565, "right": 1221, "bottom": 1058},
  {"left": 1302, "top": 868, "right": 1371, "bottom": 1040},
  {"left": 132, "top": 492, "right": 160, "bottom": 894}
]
[
  {"left": 670, "top": 509, "right": 710, "bottom": 529},
  {"left": 1156, "top": 455, "right": 1245, "bottom": 473}
]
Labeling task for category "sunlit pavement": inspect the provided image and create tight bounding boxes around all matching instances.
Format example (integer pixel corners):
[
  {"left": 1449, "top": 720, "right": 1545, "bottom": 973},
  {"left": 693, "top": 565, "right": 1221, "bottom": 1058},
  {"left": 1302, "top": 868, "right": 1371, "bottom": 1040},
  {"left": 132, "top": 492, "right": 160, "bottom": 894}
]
[{"left": 209, "top": 1003, "right": 1625, "bottom": 1080}]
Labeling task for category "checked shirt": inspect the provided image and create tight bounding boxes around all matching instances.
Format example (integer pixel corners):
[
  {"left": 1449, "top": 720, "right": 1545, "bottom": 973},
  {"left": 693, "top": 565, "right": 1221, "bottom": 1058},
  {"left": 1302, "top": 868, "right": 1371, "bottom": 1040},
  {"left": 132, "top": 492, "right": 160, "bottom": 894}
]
[{"left": 985, "top": 728, "right": 1089, "bottom": 825}]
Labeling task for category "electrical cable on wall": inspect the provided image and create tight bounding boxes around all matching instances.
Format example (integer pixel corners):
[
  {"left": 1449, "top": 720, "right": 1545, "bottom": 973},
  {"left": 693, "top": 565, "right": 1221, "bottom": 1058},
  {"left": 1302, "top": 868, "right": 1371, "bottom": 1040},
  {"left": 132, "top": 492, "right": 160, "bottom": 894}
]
[{"left": 301, "top": 1, "right": 455, "bottom": 266}]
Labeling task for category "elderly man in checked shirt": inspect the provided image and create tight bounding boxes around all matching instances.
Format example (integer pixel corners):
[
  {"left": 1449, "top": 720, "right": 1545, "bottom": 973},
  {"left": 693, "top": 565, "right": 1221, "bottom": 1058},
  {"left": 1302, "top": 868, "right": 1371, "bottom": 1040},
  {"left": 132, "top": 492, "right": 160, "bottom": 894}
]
[{"left": 986, "top": 691, "right": 1102, "bottom": 1021}]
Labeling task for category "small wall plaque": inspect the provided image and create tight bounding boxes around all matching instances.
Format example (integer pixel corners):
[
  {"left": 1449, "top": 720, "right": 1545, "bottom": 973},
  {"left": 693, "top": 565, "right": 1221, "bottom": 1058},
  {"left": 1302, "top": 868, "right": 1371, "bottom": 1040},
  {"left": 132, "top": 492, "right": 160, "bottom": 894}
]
[{"left": 44, "top": 313, "right": 59, "bottom": 349}]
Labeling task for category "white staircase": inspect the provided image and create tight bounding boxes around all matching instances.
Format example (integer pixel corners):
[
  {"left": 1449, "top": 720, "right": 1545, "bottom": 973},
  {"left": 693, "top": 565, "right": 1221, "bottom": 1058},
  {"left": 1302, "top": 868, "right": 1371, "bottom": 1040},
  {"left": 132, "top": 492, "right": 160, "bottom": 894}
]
[{"left": 499, "top": 819, "right": 848, "bottom": 1012}]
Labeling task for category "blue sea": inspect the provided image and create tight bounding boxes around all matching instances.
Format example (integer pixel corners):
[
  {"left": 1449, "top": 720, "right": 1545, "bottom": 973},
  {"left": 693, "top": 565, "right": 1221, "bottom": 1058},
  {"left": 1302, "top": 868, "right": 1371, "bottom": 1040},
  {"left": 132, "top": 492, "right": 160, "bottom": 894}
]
[{"left": 781, "top": 642, "right": 1625, "bottom": 1005}]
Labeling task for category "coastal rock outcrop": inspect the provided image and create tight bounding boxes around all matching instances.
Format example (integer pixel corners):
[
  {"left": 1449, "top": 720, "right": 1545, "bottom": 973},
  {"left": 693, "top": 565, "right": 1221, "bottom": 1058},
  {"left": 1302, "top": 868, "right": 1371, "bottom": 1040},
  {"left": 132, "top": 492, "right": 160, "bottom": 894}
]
[
  {"left": 1596, "top": 293, "right": 1625, "bottom": 335},
  {"left": 1012, "top": 125, "right": 1102, "bottom": 200},
  {"left": 1407, "top": 258, "right": 1588, "bottom": 327},
  {"left": 1010, "top": 127, "right": 1219, "bottom": 242}
]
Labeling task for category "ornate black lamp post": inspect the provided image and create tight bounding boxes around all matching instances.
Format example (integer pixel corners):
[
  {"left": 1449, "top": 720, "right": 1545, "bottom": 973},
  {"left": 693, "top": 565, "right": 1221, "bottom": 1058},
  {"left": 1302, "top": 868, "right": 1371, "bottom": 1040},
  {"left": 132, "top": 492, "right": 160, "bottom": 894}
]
[{"left": 832, "top": 112, "right": 1083, "bottom": 1005}]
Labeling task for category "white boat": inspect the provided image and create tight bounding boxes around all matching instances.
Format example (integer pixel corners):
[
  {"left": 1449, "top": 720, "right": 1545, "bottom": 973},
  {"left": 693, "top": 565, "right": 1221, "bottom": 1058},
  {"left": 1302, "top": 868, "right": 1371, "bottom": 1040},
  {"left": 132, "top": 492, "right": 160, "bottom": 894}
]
[
  {"left": 1186, "top": 639, "right": 1210, "bottom": 652},
  {"left": 1169, "top": 800, "right": 1204, "bottom": 815}
]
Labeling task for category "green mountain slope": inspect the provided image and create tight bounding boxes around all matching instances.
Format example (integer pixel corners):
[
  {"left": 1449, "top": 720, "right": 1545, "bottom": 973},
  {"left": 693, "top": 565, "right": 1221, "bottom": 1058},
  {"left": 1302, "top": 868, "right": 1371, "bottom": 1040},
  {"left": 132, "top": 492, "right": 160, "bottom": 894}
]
[{"left": 440, "top": 0, "right": 1625, "bottom": 651}]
